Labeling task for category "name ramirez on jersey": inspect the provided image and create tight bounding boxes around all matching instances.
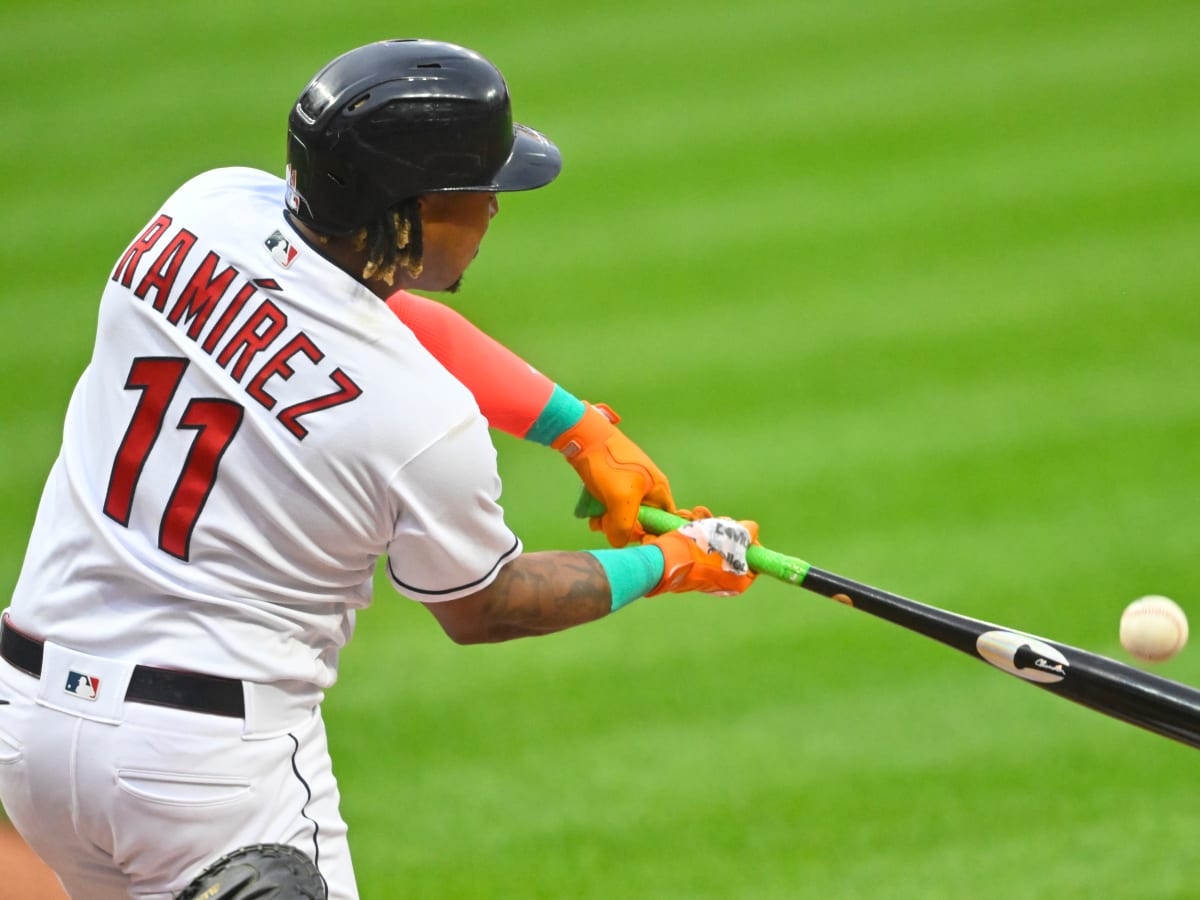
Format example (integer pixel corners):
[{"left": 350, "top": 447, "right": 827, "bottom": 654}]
[{"left": 110, "top": 177, "right": 362, "bottom": 440}]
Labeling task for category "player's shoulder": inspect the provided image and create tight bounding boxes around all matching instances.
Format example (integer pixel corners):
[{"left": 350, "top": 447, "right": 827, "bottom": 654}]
[
  {"left": 176, "top": 166, "right": 280, "bottom": 191},
  {"left": 154, "top": 167, "right": 288, "bottom": 245},
  {"left": 167, "top": 167, "right": 283, "bottom": 210}
]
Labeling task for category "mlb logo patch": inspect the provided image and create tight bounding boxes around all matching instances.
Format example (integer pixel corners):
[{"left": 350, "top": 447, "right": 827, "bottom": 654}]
[
  {"left": 265, "top": 229, "right": 298, "bottom": 268},
  {"left": 64, "top": 671, "right": 100, "bottom": 700}
]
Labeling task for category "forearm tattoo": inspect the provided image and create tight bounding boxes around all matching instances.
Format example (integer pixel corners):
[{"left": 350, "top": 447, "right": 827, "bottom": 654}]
[{"left": 483, "top": 551, "right": 612, "bottom": 638}]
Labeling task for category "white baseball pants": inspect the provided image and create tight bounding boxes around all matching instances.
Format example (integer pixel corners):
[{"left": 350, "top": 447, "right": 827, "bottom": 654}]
[{"left": 0, "top": 641, "right": 357, "bottom": 899}]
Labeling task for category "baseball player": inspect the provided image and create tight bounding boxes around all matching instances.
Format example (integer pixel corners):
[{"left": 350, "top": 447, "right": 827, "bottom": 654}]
[{"left": 0, "top": 39, "right": 756, "bottom": 900}]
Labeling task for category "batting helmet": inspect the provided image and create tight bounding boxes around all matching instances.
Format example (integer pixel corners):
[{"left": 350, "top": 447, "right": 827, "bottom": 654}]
[{"left": 285, "top": 38, "right": 562, "bottom": 234}]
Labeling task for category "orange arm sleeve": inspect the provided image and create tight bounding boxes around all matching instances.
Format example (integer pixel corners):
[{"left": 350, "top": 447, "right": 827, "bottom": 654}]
[{"left": 386, "top": 291, "right": 556, "bottom": 438}]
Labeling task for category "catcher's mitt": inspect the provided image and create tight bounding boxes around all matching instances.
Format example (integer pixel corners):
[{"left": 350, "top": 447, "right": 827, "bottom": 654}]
[{"left": 176, "top": 843, "right": 326, "bottom": 900}]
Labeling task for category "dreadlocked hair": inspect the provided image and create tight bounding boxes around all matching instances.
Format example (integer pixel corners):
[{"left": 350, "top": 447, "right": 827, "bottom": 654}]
[{"left": 359, "top": 197, "right": 424, "bottom": 285}]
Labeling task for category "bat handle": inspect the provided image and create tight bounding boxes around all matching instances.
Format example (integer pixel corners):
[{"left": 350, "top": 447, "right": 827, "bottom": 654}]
[{"left": 573, "top": 489, "right": 811, "bottom": 585}]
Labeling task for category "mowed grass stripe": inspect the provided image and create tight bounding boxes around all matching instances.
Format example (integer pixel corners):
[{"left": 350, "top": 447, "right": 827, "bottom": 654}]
[
  {"left": 479, "top": 207, "right": 1199, "bottom": 419},
  {"left": 338, "top": 640, "right": 1195, "bottom": 898},
  {"left": 496, "top": 87, "right": 1198, "bottom": 265},
  {"left": 520, "top": 0, "right": 1195, "bottom": 171},
  {"left": 488, "top": 117, "right": 1195, "bottom": 323}
]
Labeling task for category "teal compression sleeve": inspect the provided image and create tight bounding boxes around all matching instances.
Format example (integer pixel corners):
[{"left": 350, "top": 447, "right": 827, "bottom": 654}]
[
  {"left": 586, "top": 545, "right": 666, "bottom": 612},
  {"left": 524, "top": 385, "right": 587, "bottom": 446}
]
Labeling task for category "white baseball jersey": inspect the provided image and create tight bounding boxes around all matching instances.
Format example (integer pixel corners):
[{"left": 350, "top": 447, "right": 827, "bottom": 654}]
[{"left": 6, "top": 167, "right": 521, "bottom": 688}]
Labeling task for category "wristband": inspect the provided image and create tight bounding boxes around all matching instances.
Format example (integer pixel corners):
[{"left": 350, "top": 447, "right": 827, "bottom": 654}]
[
  {"left": 586, "top": 545, "right": 665, "bottom": 612},
  {"left": 524, "top": 385, "right": 587, "bottom": 446}
]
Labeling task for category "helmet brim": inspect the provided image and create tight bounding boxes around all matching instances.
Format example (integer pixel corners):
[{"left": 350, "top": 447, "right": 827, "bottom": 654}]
[
  {"left": 436, "top": 123, "right": 561, "bottom": 195},
  {"left": 494, "top": 123, "right": 562, "bottom": 192}
]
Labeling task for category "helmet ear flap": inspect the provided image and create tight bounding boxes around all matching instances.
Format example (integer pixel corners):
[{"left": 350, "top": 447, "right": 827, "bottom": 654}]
[{"left": 285, "top": 39, "right": 561, "bottom": 235}]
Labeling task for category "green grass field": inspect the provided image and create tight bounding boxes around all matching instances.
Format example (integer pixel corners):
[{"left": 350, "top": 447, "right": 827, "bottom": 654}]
[{"left": 3, "top": 1, "right": 1199, "bottom": 897}]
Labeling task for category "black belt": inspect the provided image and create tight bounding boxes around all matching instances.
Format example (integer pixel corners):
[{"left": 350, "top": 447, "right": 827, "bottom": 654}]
[{"left": 0, "top": 618, "right": 245, "bottom": 718}]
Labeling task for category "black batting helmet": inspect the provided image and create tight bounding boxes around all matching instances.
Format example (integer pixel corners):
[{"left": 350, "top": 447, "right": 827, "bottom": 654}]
[{"left": 285, "top": 39, "right": 562, "bottom": 234}]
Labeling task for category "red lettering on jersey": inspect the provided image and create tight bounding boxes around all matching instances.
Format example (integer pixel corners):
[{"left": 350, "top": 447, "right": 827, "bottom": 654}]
[
  {"left": 201, "top": 283, "right": 256, "bottom": 354},
  {"left": 215, "top": 299, "right": 288, "bottom": 381},
  {"left": 168, "top": 251, "right": 238, "bottom": 337},
  {"left": 277, "top": 369, "right": 363, "bottom": 440},
  {"left": 104, "top": 357, "right": 189, "bottom": 526},
  {"left": 135, "top": 229, "right": 198, "bottom": 311},
  {"left": 112, "top": 215, "right": 173, "bottom": 288},
  {"left": 161, "top": 397, "right": 244, "bottom": 561},
  {"left": 245, "top": 332, "right": 324, "bottom": 410}
]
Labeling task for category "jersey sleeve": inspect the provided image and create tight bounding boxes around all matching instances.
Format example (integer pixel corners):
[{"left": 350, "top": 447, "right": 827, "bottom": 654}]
[
  {"left": 386, "top": 291, "right": 556, "bottom": 438},
  {"left": 383, "top": 412, "right": 522, "bottom": 602}
]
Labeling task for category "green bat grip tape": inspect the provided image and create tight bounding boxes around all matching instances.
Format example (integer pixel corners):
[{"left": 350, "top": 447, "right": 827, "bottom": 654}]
[{"left": 574, "top": 491, "right": 811, "bottom": 585}]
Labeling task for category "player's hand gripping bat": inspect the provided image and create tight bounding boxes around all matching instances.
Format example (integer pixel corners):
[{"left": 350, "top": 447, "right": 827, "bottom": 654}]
[{"left": 576, "top": 494, "right": 1200, "bottom": 751}]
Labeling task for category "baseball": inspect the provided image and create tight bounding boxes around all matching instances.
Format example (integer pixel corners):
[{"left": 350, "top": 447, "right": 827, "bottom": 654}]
[{"left": 1119, "top": 595, "right": 1188, "bottom": 663}]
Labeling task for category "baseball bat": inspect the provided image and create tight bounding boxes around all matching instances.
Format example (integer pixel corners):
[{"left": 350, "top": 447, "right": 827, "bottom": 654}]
[{"left": 577, "top": 495, "right": 1200, "bottom": 751}]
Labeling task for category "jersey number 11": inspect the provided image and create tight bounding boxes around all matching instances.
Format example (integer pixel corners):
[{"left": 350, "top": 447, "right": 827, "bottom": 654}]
[{"left": 103, "top": 356, "right": 244, "bottom": 561}]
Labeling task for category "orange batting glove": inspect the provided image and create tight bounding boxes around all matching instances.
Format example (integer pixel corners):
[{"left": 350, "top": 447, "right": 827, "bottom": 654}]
[
  {"left": 552, "top": 403, "right": 675, "bottom": 547},
  {"left": 646, "top": 516, "right": 759, "bottom": 597}
]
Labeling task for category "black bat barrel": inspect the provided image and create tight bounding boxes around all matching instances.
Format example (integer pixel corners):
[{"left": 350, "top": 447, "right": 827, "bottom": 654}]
[{"left": 802, "top": 567, "right": 1200, "bottom": 751}]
